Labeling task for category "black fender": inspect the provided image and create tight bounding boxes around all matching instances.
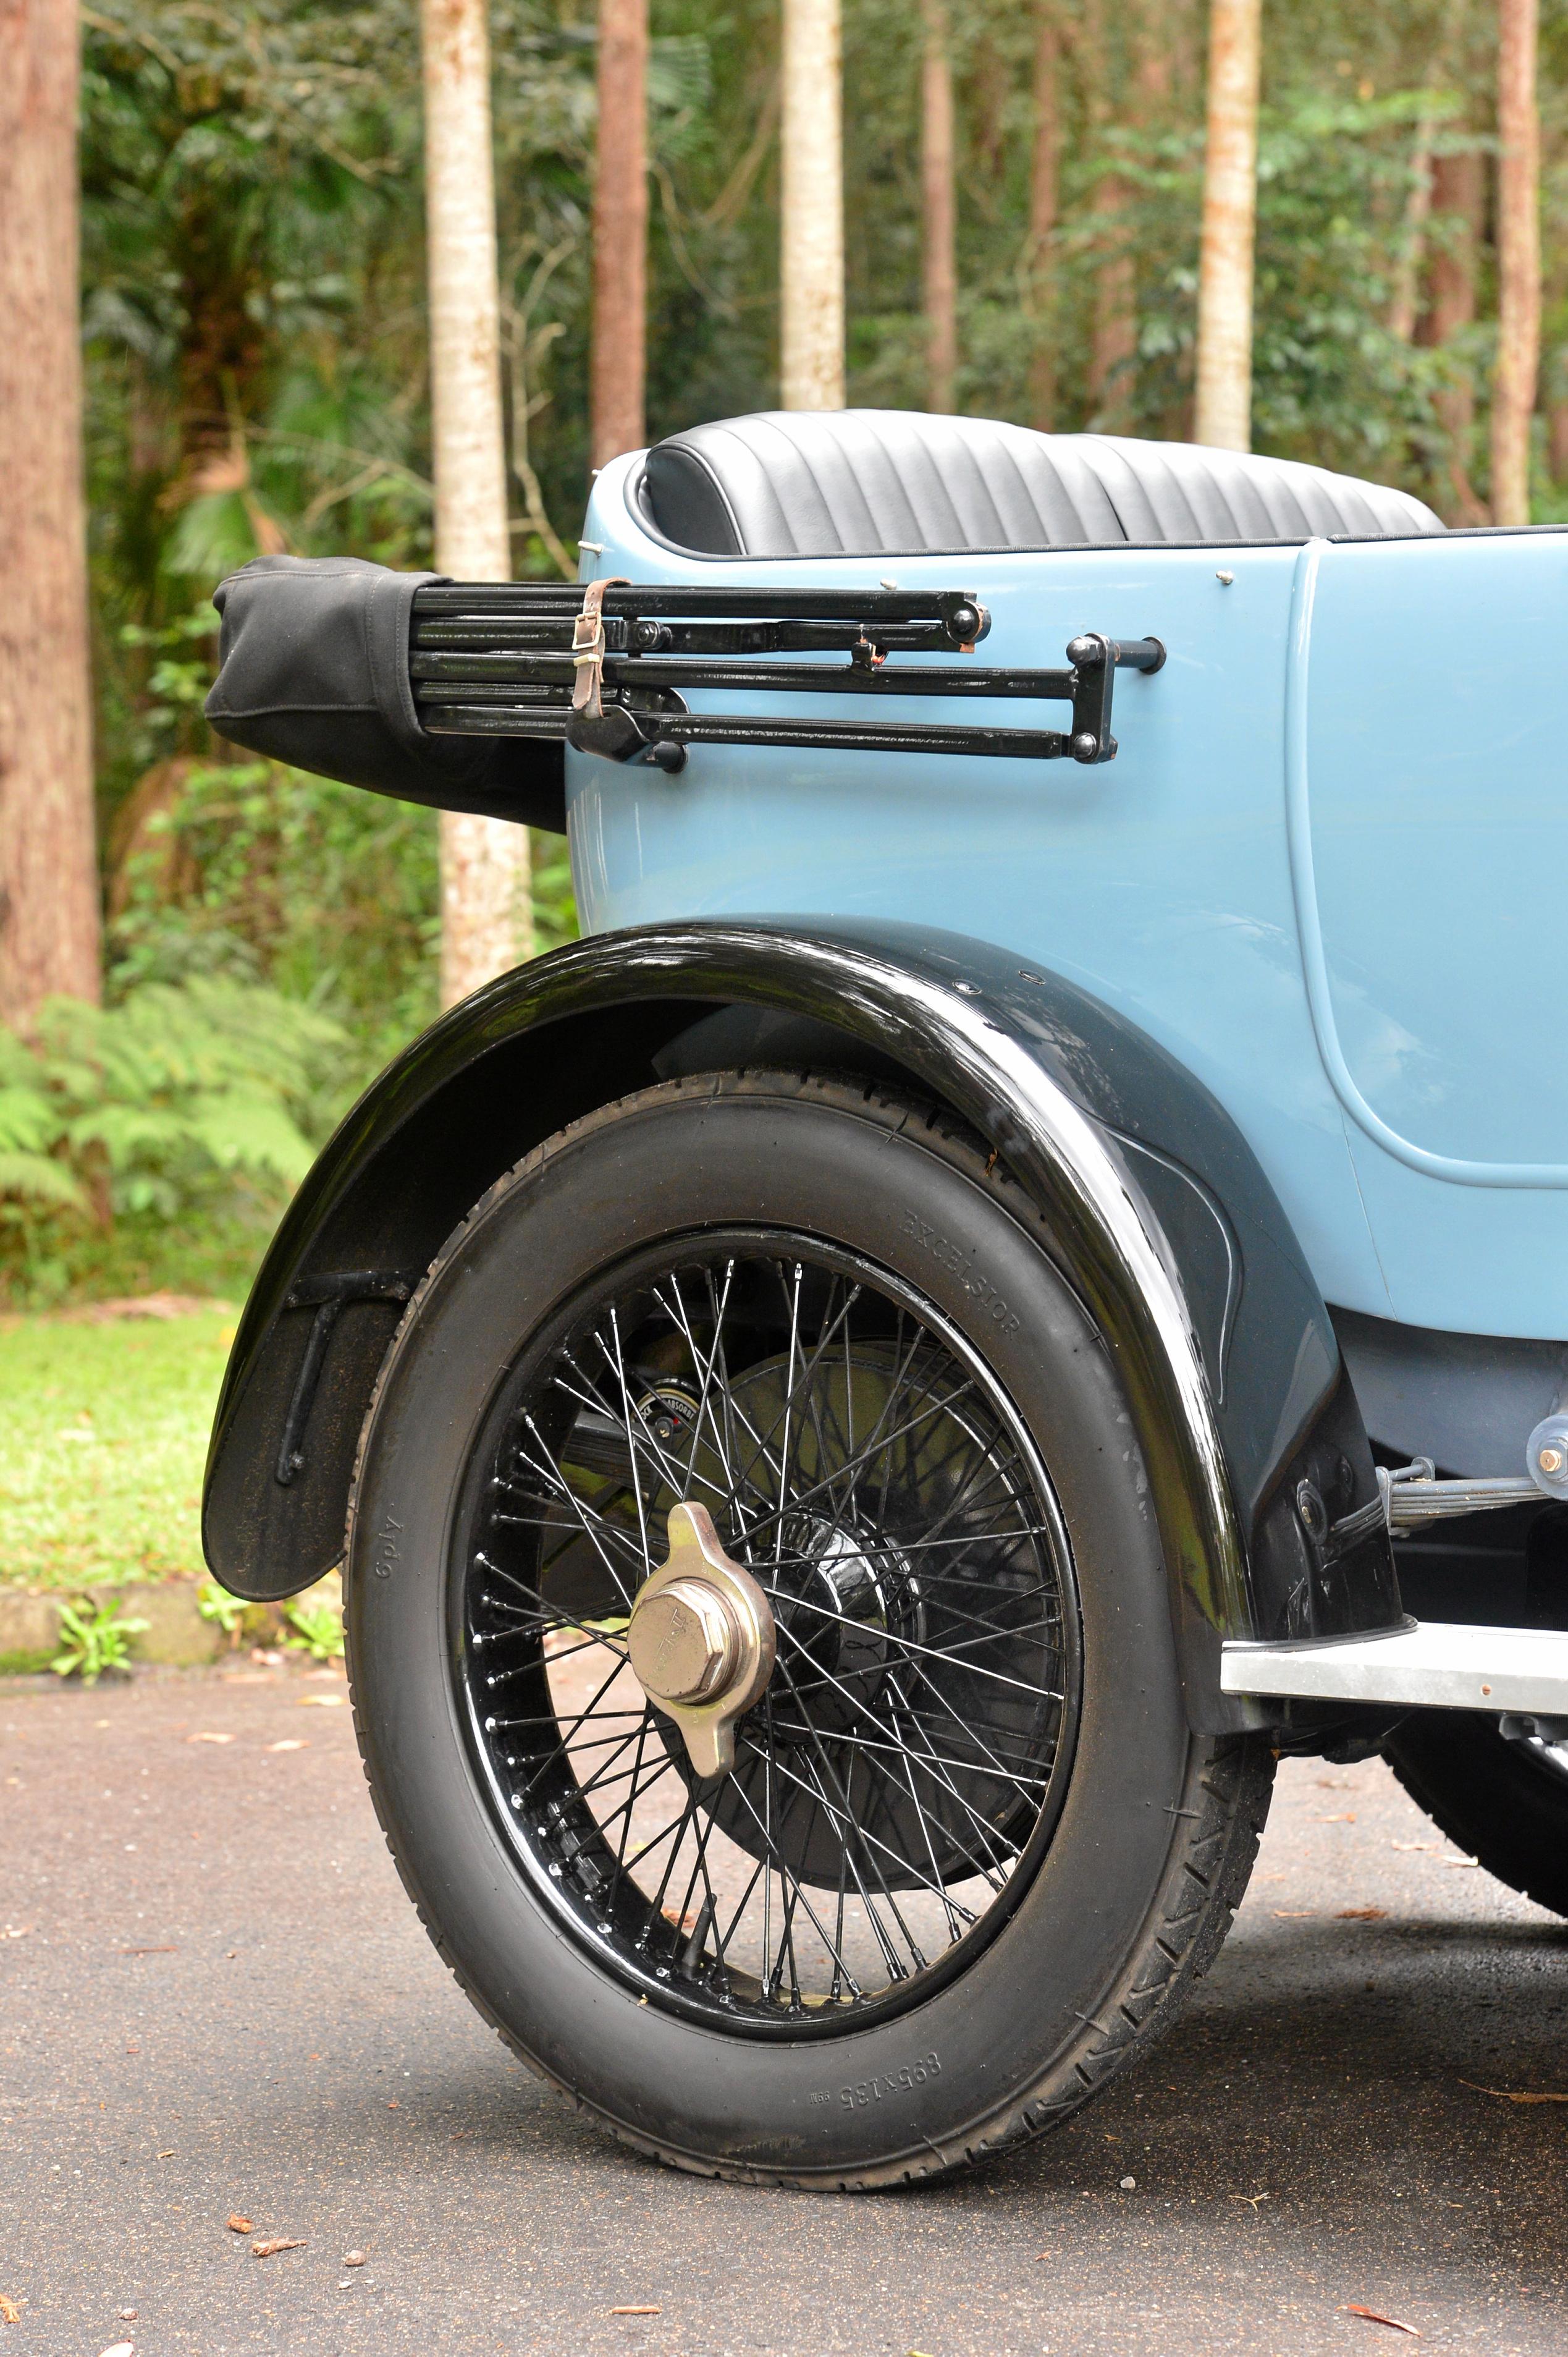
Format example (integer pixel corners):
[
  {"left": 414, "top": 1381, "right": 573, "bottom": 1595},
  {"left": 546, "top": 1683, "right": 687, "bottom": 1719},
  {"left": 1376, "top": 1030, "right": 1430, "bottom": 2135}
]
[{"left": 203, "top": 918, "right": 1402, "bottom": 1730}]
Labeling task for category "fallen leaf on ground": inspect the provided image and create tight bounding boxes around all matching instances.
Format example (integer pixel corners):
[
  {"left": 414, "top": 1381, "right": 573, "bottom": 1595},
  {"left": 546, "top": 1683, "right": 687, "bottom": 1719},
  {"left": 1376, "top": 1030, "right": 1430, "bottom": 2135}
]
[
  {"left": 342, "top": 2251, "right": 366, "bottom": 2267},
  {"left": 226, "top": 2215, "right": 253, "bottom": 2234},
  {"left": 156, "top": 2150, "right": 174, "bottom": 2159},
  {"left": 610, "top": 2305, "right": 662, "bottom": 2315},
  {"left": 98, "top": 2342, "right": 134, "bottom": 2357},
  {"left": 1461, "top": 2081, "right": 1568, "bottom": 2104},
  {"left": 251, "top": 2238, "right": 305, "bottom": 2258},
  {"left": 265, "top": 1740, "right": 308, "bottom": 1753},
  {"left": 1312, "top": 1813, "right": 1356, "bottom": 1822},
  {"left": 300, "top": 1695, "right": 347, "bottom": 1709},
  {"left": 0, "top": 2294, "right": 20, "bottom": 2323},
  {"left": 187, "top": 1732, "right": 234, "bottom": 1745},
  {"left": 1273, "top": 1910, "right": 1315, "bottom": 1918},
  {"left": 1336, "top": 1907, "right": 1388, "bottom": 1921},
  {"left": 1346, "top": 2303, "right": 1420, "bottom": 2335}
]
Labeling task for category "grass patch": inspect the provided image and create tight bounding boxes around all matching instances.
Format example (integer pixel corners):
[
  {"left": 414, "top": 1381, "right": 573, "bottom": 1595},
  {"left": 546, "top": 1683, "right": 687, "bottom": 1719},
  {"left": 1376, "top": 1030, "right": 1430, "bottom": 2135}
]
[{"left": 0, "top": 1306, "right": 235, "bottom": 1590}]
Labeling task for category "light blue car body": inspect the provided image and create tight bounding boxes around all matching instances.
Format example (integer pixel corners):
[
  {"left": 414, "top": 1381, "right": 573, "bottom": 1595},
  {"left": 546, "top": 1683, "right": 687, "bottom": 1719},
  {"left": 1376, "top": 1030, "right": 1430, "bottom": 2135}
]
[{"left": 568, "top": 450, "right": 1568, "bottom": 1348}]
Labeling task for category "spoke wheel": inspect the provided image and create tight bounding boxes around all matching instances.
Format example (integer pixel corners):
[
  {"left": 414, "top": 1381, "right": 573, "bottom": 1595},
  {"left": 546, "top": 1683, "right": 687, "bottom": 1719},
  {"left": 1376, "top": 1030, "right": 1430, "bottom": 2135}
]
[
  {"left": 454, "top": 1233, "right": 1081, "bottom": 2036},
  {"left": 345, "top": 1070, "right": 1272, "bottom": 2186}
]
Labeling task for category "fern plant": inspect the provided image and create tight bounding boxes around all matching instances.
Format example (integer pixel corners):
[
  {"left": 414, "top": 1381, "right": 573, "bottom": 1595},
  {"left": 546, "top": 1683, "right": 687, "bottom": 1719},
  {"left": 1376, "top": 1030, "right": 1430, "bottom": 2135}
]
[{"left": 0, "top": 977, "right": 358, "bottom": 1298}]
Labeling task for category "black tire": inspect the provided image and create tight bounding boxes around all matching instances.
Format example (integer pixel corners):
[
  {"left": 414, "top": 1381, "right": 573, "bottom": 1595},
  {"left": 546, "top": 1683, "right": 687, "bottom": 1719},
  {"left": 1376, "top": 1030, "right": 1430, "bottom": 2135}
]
[
  {"left": 344, "top": 1070, "right": 1273, "bottom": 2187},
  {"left": 1384, "top": 1709, "right": 1568, "bottom": 1918}
]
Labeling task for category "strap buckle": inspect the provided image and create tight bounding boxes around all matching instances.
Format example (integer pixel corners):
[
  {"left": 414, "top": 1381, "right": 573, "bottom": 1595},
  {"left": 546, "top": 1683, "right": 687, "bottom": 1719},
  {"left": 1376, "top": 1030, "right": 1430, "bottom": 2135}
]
[{"left": 571, "top": 576, "right": 630, "bottom": 722}]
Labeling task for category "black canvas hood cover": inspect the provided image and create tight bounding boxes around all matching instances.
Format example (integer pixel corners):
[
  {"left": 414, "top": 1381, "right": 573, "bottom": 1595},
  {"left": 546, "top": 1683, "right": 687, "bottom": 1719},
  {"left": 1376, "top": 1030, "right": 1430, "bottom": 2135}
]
[{"left": 204, "top": 554, "right": 565, "bottom": 834}]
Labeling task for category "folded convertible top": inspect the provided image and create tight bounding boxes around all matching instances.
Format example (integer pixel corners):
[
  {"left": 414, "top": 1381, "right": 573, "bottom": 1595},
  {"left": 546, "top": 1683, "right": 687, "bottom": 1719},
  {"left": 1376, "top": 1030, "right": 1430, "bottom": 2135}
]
[{"left": 203, "top": 554, "right": 565, "bottom": 834}]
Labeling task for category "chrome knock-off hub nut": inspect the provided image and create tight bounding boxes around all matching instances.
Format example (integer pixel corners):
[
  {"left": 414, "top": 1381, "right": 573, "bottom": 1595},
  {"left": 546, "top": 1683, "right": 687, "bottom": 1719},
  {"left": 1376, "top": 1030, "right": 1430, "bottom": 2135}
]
[{"left": 627, "top": 1503, "right": 775, "bottom": 1777}]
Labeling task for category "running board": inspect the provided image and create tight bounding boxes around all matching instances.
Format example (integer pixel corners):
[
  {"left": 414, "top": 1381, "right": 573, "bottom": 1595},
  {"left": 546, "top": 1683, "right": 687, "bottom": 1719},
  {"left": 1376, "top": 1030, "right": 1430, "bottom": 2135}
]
[{"left": 1221, "top": 1621, "right": 1568, "bottom": 1714}]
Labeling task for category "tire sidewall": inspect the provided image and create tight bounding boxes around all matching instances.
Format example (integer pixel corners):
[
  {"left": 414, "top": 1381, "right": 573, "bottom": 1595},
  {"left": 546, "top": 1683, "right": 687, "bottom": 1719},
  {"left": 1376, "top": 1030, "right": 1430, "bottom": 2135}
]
[{"left": 348, "top": 1078, "right": 1194, "bottom": 2180}]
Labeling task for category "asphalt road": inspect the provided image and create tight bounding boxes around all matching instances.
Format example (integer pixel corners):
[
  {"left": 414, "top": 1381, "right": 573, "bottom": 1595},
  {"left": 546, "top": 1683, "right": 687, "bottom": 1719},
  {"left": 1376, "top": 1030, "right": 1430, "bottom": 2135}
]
[{"left": 3, "top": 1661, "right": 1567, "bottom": 2357}]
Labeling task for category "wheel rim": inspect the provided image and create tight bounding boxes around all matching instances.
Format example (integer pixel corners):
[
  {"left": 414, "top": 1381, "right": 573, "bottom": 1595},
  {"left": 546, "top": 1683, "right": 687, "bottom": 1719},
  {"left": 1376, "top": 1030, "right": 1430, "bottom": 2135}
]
[{"left": 451, "top": 1230, "right": 1082, "bottom": 2038}]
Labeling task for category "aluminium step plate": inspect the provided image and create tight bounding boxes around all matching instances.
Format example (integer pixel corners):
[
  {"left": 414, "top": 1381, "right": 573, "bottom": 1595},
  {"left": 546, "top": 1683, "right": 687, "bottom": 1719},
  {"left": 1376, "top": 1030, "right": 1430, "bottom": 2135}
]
[{"left": 1220, "top": 1621, "right": 1568, "bottom": 1714}]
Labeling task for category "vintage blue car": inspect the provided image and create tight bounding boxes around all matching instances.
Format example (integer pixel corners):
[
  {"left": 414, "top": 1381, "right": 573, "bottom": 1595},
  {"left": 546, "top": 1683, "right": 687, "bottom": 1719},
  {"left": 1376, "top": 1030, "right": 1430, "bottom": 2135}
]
[{"left": 202, "top": 408, "right": 1568, "bottom": 2189}]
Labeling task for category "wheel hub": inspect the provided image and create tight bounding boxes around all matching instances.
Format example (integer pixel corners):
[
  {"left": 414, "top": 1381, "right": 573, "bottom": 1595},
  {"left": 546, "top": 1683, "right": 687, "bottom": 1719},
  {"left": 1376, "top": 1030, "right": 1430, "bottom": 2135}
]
[{"left": 627, "top": 1502, "right": 777, "bottom": 1777}]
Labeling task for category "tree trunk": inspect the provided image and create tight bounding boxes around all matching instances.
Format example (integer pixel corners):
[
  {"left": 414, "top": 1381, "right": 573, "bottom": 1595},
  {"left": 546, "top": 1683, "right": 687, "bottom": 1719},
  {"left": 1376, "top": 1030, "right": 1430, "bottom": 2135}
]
[
  {"left": 1089, "top": 182, "right": 1136, "bottom": 426},
  {"left": 591, "top": 0, "right": 649, "bottom": 469},
  {"left": 1027, "top": 4, "right": 1061, "bottom": 431},
  {"left": 1078, "top": 0, "right": 1134, "bottom": 430},
  {"left": 780, "top": 0, "right": 845, "bottom": 408},
  {"left": 420, "top": 0, "right": 533, "bottom": 1009},
  {"left": 1425, "top": 152, "right": 1483, "bottom": 355},
  {"left": 1549, "top": 396, "right": 1568, "bottom": 486},
  {"left": 921, "top": 0, "right": 958, "bottom": 413},
  {"left": 1194, "top": 0, "right": 1262, "bottom": 452},
  {"left": 1087, "top": 16, "right": 1167, "bottom": 428},
  {"left": 1421, "top": 148, "right": 1488, "bottom": 523},
  {"left": 1386, "top": 0, "right": 1469, "bottom": 347},
  {"left": 0, "top": 0, "right": 101, "bottom": 1027},
  {"left": 1387, "top": 129, "right": 1438, "bottom": 347},
  {"left": 1492, "top": 0, "right": 1539, "bottom": 527}
]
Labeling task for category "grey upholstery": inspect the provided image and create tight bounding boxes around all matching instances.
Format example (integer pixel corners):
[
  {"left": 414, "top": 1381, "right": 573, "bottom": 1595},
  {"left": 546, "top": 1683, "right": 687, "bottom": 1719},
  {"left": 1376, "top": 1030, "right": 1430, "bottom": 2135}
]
[{"left": 639, "top": 409, "right": 1444, "bottom": 556}]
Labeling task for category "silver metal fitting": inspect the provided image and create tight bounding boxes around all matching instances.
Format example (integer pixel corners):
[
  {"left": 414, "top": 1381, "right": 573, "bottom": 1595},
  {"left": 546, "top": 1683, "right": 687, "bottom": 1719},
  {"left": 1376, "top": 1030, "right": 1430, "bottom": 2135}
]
[{"left": 1527, "top": 1413, "right": 1568, "bottom": 1500}]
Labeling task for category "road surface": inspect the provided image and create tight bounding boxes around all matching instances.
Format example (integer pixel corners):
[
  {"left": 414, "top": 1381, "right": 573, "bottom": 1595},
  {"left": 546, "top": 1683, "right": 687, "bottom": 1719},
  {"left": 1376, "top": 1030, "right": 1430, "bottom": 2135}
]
[{"left": 2, "top": 1661, "right": 1566, "bottom": 2355}]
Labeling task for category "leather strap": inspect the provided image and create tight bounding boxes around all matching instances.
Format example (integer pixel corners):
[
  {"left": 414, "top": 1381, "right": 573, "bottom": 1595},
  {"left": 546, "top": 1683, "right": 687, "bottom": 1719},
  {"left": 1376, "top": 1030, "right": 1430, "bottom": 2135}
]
[{"left": 571, "top": 577, "right": 630, "bottom": 722}]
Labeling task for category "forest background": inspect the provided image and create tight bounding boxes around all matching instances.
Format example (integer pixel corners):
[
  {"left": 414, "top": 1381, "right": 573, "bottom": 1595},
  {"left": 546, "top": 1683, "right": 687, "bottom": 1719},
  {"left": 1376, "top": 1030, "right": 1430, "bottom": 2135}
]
[{"left": 2, "top": 0, "right": 1565, "bottom": 1316}]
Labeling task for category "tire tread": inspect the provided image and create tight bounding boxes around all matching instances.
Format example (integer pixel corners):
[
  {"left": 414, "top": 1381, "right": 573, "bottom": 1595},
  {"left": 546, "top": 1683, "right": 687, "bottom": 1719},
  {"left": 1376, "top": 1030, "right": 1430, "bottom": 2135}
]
[{"left": 343, "top": 1067, "right": 1274, "bottom": 2187}]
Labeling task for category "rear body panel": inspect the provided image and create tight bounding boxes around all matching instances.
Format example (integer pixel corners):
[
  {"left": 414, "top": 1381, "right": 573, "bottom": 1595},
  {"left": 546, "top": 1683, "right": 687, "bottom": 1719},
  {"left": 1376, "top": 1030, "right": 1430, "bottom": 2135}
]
[{"left": 572, "top": 456, "right": 1568, "bottom": 1347}]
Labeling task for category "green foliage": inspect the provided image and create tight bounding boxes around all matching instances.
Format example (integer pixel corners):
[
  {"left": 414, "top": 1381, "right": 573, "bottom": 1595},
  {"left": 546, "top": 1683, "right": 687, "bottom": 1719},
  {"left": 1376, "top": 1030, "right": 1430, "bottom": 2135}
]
[
  {"left": 75, "top": 0, "right": 584, "bottom": 1232},
  {"left": 61, "top": 0, "right": 1568, "bottom": 1318},
  {"left": 109, "top": 756, "right": 443, "bottom": 1044},
  {"left": 284, "top": 1596, "right": 346, "bottom": 1660},
  {"left": 49, "top": 1596, "right": 151, "bottom": 1685},
  {"left": 0, "top": 978, "right": 356, "bottom": 1305},
  {"left": 197, "top": 1576, "right": 246, "bottom": 1640}
]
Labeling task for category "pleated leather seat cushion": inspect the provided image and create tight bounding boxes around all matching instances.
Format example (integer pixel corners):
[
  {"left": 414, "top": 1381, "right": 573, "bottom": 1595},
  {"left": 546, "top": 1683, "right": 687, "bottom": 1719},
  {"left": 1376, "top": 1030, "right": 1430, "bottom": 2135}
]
[{"left": 638, "top": 409, "right": 1444, "bottom": 557}]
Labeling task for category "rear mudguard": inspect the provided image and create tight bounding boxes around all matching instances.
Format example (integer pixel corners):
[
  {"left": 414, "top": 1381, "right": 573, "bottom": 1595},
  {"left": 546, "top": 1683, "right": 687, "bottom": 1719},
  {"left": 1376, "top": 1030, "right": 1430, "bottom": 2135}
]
[{"left": 203, "top": 919, "right": 1401, "bottom": 1730}]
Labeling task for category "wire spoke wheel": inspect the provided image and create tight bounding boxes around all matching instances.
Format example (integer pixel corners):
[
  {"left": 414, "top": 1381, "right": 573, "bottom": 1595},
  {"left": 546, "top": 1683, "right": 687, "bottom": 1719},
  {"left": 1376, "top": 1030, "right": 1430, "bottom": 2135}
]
[
  {"left": 453, "top": 1230, "right": 1083, "bottom": 2036},
  {"left": 351, "top": 1075, "right": 1272, "bottom": 2182}
]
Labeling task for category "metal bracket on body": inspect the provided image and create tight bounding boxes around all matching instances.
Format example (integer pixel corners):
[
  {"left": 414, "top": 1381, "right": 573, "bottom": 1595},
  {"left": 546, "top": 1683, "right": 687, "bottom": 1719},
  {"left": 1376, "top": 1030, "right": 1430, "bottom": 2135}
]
[
  {"left": 409, "top": 581, "right": 1166, "bottom": 772},
  {"left": 274, "top": 1271, "right": 418, "bottom": 1487}
]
